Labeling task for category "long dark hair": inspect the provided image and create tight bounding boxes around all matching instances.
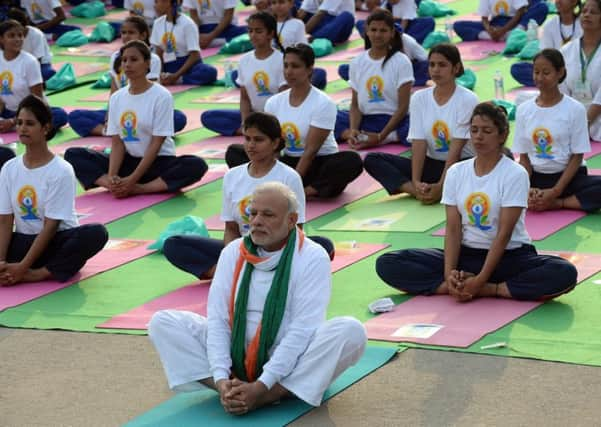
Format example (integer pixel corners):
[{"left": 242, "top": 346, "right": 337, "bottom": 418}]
[
  {"left": 114, "top": 40, "right": 152, "bottom": 75},
  {"left": 248, "top": 12, "right": 285, "bottom": 53},
  {"left": 364, "top": 9, "right": 403, "bottom": 69},
  {"left": 16, "top": 94, "right": 56, "bottom": 140}
]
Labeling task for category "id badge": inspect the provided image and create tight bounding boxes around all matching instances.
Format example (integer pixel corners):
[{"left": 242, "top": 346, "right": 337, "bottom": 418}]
[
  {"left": 163, "top": 51, "right": 177, "bottom": 63},
  {"left": 573, "top": 80, "right": 594, "bottom": 107}
]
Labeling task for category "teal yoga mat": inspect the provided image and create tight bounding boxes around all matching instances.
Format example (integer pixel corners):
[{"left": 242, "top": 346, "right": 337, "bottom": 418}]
[{"left": 124, "top": 346, "right": 398, "bottom": 427}]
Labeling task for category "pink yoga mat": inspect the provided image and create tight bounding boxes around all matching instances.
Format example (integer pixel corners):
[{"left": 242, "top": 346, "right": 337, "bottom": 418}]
[
  {"left": 179, "top": 109, "right": 205, "bottom": 133},
  {"left": 323, "top": 46, "right": 363, "bottom": 62},
  {"left": 50, "top": 136, "right": 112, "bottom": 155},
  {"left": 339, "top": 142, "right": 410, "bottom": 159},
  {"left": 177, "top": 135, "right": 243, "bottom": 159},
  {"left": 584, "top": 141, "right": 601, "bottom": 159},
  {"left": 457, "top": 40, "right": 505, "bottom": 61},
  {"left": 62, "top": 39, "right": 123, "bottom": 57},
  {"left": 365, "top": 249, "right": 600, "bottom": 347},
  {"left": 82, "top": 84, "right": 196, "bottom": 102},
  {"left": 0, "top": 239, "right": 154, "bottom": 312},
  {"left": 98, "top": 242, "right": 389, "bottom": 330},
  {"left": 365, "top": 295, "right": 541, "bottom": 347},
  {"left": 76, "top": 164, "right": 227, "bottom": 225},
  {"left": 191, "top": 88, "right": 240, "bottom": 104},
  {"left": 204, "top": 171, "right": 381, "bottom": 230},
  {"left": 433, "top": 209, "right": 587, "bottom": 241},
  {"left": 0, "top": 132, "right": 19, "bottom": 144}
]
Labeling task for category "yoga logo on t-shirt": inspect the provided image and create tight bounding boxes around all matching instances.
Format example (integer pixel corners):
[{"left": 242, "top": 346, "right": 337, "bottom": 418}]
[
  {"left": 253, "top": 71, "right": 272, "bottom": 96},
  {"left": 238, "top": 194, "right": 253, "bottom": 232},
  {"left": 162, "top": 32, "right": 177, "bottom": 53},
  {"left": 281, "top": 122, "right": 303, "bottom": 152},
  {"left": 0, "top": 71, "right": 14, "bottom": 95},
  {"left": 30, "top": 2, "right": 44, "bottom": 21},
  {"left": 17, "top": 185, "right": 41, "bottom": 221},
  {"left": 117, "top": 70, "right": 128, "bottom": 88},
  {"left": 431, "top": 120, "right": 450, "bottom": 152},
  {"left": 132, "top": 1, "right": 145, "bottom": 15},
  {"left": 465, "top": 192, "right": 493, "bottom": 231},
  {"left": 494, "top": 0, "right": 510, "bottom": 16},
  {"left": 198, "top": 0, "right": 211, "bottom": 13},
  {"left": 532, "top": 127, "right": 554, "bottom": 159},
  {"left": 120, "top": 111, "right": 140, "bottom": 142},
  {"left": 366, "top": 76, "right": 385, "bottom": 103}
]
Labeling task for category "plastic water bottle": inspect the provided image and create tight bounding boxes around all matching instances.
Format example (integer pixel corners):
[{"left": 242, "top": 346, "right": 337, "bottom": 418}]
[
  {"left": 445, "top": 19, "right": 454, "bottom": 40},
  {"left": 526, "top": 19, "right": 538, "bottom": 42},
  {"left": 224, "top": 61, "right": 235, "bottom": 88},
  {"left": 494, "top": 70, "right": 505, "bottom": 100}
]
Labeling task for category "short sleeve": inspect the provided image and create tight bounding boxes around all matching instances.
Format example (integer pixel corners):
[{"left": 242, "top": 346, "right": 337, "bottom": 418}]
[
  {"left": 184, "top": 19, "right": 201, "bottom": 53},
  {"left": 569, "top": 101, "right": 592, "bottom": 154},
  {"left": 50, "top": 0, "right": 61, "bottom": 8},
  {"left": 264, "top": 95, "right": 277, "bottom": 115},
  {"left": 309, "top": 93, "right": 336, "bottom": 130},
  {"left": 394, "top": 53, "right": 414, "bottom": 88},
  {"left": 25, "top": 56, "right": 43, "bottom": 87},
  {"left": 318, "top": 0, "right": 339, "bottom": 13},
  {"left": 149, "top": 22, "right": 161, "bottom": 48},
  {"left": 0, "top": 164, "right": 12, "bottom": 215},
  {"left": 477, "top": 0, "right": 490, "bottom": 16},
  {"left": 540, "top": 18, "right": 555, "bottom": 49},
  {"left": 348, "top": 58, "right": 358, "bottom": 91},
  {"left": 287, "top": 171, "right": 306, "bottom": 224},
  {"left": 511, "top": 104, "right": 529, "bottom": 154},
  {"left": 224, "top": 0, "right": 237, "bottom": 8},
  {"left": 514, "top": 0, "right": 529, "bottom": 10},
  {"left": 106, "top": 94, "right": 120, "bottom": 136},
  {"left": 182, "top": 0, "right": 195, "bottom": 10},
  {"left": 235, "top": 56, "right": 247, "bottom": 87},
  {"left": 152, "top": 89, "right": 175, "bottom": 136},
  {"left": 44, "top": 165, "right": 77, "bottom": 221},
  {"left": 407, "top": 92, "right": 425, "bottom": 141},
  {"left": 501, "top": 164, "right": 528, "bottom": 208},
  {"left": 594, "top": 84, "right": 601, "bottom": 105},
  {"left": 441, "top": 164, "right": 458, "bottom": 206},
  {"left": 220, "top": 172, "right": 234, "bottom": 221},
  {"left": 453, "top": 91, "right": 478, "bottom": 140},
  {"left": 148, "top": 55, "right": 162, "bottom": 80}
]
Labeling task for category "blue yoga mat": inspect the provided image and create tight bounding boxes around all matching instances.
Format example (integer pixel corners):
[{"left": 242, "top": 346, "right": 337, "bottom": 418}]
[{"left": 125, "top": 346, "right": 397, "bottom": 427}]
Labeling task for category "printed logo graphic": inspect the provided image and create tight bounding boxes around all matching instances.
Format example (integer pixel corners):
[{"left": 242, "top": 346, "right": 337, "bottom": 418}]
[
  {"left": 118, "top": 70, "right": 128, "bottom": 88},
  {"left": 198, "top": 0, "right": 211, "bottom": 13},
  {"left": 30, "top": 2, "right": 44, "bottom": 21},
  {"left": 366, "top": 76, "right": 385, "bottom": 103},
  {"left": 132, "top": 1, "right": 144, "bottom": 15},
  {"left": 253, "top": 71, "right": 272, "bottom": 96},
  {"left": 0, "top": 71, "right": 14, "bottom": 95},
  {"left": 465, "top": 192, "right": 493, "bottom": 231},
  {"left": 494, "top": 0, "right": 510, "bottom": 16},
  {"left": 532, "top": 127, "right": 554, "bottom": 159},
  {"left": 18, "top": 185, "right": 41, "bottom": 221},
  {"left": 431, "top": 120, "right": 450, "bottom": 152},
  {"left": 162, "top": 32, "right": 177, "bottom": 53},
  {"left": 238, "top": 194, "right": 253, "bottom": 232},
  {"left": 120, "top": 111, "right": 140, "bottom": 142},
  {"left": 281, "top": 122, "right": 303, "bottom": 152}
]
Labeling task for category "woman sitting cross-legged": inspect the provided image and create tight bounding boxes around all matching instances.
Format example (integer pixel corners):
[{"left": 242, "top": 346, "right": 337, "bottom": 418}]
[
  {"left": 375, "top": 102, "right": 578, "bottom": 301},
  {"left": 64, "top": 41, "right": 207, "bottom": 199},
  {"left": 0, "top": 95, "right": 108, "bottom": 286}
]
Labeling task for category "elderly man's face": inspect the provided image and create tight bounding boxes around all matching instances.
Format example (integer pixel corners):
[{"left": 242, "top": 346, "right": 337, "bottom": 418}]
[{"left": 249, "top": 190, "right": 297, "bottom": 251}]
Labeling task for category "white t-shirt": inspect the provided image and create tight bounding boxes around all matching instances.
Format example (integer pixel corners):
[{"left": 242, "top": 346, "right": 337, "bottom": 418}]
[
  {"left": 349, "top": 50, "right": 414, "bottom": 116},
  {"left": 442, "top": 156, "right": 531, "bottom": 250},
  {"left": 124, "top": 0, "right": 156, "bottom": 26},
  {"left": 540, "top": 16, "right": 582, "bottom": 50},
  {"left": 106, "top": 83, "right": 176, "bottom": 157},
  {"left": 236, "top": 50, "right": 286, "bottom": 112},
  {"left": 477, "top": 0, "right": 528, "bottom": 18},
  {"left": 109, "top": 51, "right": 162, "bottom": 89},
  {"left": 21, "top": 0, "right": 60, "bottom": 24},
  {"left": 23, "top": 26, "right": 52, "bottom": 65},
  {"left": 402, "top": 33, "right": 428, "bottom": 61},
  {"left": 390, "top": 0, "right": 417, "bottom": 20},
  {"left": 592, "top": 88, "right": 601, "bottom": 141},
  {"left": 513, "top": 95, "right": 590, "bottom": 174},
  {"left": 182, "top": 0, "right": 237, "bottom": 25},
  {"left": 0, "top": 51, "right": 43, "bottom": 112},
  {"left": 0, "top": 156, "right": 78, "bottom": 235},
  {"left": 276, "top": 18, "right": 308, "bottom": 48},
  {"left": 408, "top": 85, "right": 479, "bottom": 160},
  {"left": 561, "top": 38, "right": 601, "bottom": 140},
  {"left": 265, "top": 87, "right": 339, "bottom": 157},
  {"left": 300, "top": 0, "right": 355, "bottom": 15},
  {"left": 221, "top": 161, "right": 306, "bottom": 235},
  {"left": 150, "top": 14, "right": 201, "bottom": 59}
]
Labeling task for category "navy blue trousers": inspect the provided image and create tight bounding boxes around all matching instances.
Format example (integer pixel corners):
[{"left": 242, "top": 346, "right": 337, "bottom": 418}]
[
  {"left": 530, "top": 166, "right": 601, "bottom": 212},
  {"left": 198, "top": 23, "right": 247, "bottom": 41},
  {"left": 2, "top": 107, "right": 67, "bottom": 132},
  {"left": 334, "top": 111, "right": 410, "bottom": 145},
  {"left": 306, "top": 11, "right": 355, "bottom": 45},
  {"left": 376, "top": 244, "right": 577, "bottom": 300},
  {"left": 64, "top": 148, "right": 208, "bottom": 192},
  {"left": 510, "top": 62, "right": 535, "bottom": 87},
  {"left": 5, "top": 224, "right": 108, "bottom": 282},
  {"left": 163, "top": 56, "right": 217, "bottom": 86},
  {"left": 0, "top": 146, "right": 16, "bottom": 170}
]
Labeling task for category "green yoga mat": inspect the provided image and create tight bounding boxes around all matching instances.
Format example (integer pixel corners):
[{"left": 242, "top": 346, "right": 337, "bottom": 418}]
[
  {"left": 124, "top": 346, "right": 398, "bottom": 427},
  {"left": 319, "top": 193, "right": 446, "bottom": 232}
]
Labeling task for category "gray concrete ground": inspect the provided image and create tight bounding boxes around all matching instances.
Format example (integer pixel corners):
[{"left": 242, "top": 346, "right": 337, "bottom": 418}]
[{"left": 2, "top": 327, "right": 601, "bottom": 427}]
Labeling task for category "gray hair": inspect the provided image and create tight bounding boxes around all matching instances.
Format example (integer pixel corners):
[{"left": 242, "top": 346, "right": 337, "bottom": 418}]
[{"left": 252, "top": 182, "right": 299, "bottom": 214}]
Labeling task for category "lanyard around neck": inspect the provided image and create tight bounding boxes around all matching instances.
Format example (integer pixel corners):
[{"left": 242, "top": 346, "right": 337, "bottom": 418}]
[
  {"left": 559, "top": 18, "right": 576, "bottom": 45},
  {"left": 579, "top": 37, "right": 601, "bottom": 83}
]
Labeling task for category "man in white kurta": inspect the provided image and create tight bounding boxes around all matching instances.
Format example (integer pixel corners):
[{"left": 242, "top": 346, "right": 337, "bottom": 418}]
[{"left": 149, "top": 182, "right": 366, "bottom": 413}]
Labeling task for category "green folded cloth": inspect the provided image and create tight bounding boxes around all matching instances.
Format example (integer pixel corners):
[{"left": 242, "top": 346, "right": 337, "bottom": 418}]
[
  {"left": 517, "top": 40, "right": 540, "bottom": 60},
  {"left": 92, "top": 72, "right": 112, "bottom": 89},
  {"left": 45, "top": 63, "right": 76, "bottom": 91},
  {"left": 418, "top": 0, "right": 456, "bottom": 17},
  {"left": 493, "top": 99, "right": 516, "bottom": 121},
  {"left": 88, "top": 22, "right": 116, "bottom": 43},
  {"left": 455, "top": 68, "right": 476, "bottom": 90},
  {"left": 56, "top": 29, "right": 88, "bottom": 47},
  {"left": 311, "top": 38, "right": 333, "bottom": 57},
  {"left": 422, "top": 31, "right": 450, "bottom": 49},
  {"left": 502, "top": 29, "right": 528, "bottom": 55},
  {"left": 218, "top": 34, "right": 253, "bottom": 54},
  {"left": 148, "top": 216, "right": 210, "bottom": 252},
  {"left": 70, "top": 0, "right": 106, "bottom": 18}
]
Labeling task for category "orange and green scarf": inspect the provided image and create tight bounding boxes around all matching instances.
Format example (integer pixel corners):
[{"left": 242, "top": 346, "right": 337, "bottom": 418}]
[{"left": 229, "top": 228, "right": 304, "bottom": 382}]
